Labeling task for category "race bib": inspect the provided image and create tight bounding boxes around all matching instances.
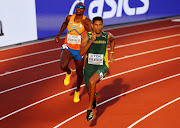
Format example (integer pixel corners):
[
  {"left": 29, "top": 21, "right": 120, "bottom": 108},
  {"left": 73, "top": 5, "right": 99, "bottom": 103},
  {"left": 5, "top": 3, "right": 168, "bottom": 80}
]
[
  {"left": 67, "top": 34, "right": 81, "bottom": 44},
  {"left": 88, "top": 53, "right": 104, "bottom": 65}
]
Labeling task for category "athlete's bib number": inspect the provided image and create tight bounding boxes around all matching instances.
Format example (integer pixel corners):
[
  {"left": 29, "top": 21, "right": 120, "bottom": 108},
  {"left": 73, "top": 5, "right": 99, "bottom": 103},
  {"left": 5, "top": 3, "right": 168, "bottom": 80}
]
[
  {"left": 88, "top": 53, "right": 104, "bottom": 65},
  {"left": 67, "top": 34, "right": 81, "bottom": 44}
]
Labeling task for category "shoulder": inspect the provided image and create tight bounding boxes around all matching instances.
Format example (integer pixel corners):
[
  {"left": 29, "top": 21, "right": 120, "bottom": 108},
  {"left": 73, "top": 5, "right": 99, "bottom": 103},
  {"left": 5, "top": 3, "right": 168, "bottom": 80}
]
[
  {"left": 85, "top": 17, "right": 92, "bottom": 24},
  {"left": 107, "top": 32, "right": 113, "bottom": 37},
  {"left": 107, "top": 32, "right": 115, "bottom": 41},
  {"left": 102, "top": 31, "right": 108, "bottom": 37},
  {"left": 66, "top": 15, "right": 72, "bottom": 21},
  {"left": 87, "top": 31, "right": 92, "bottom": 35}
]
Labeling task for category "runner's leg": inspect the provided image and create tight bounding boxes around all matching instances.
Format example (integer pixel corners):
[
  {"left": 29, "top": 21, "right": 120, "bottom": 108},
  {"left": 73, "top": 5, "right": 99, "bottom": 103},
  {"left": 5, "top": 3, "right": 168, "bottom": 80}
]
[
  {"left": 74, "top": 58, "right": 84, "bottom": 92},
  {"left": 60, "top": 49, "right": 73, "bottom": 74},
  {"left": 87, "top": 73, "right": 100, "bottom": 110}
]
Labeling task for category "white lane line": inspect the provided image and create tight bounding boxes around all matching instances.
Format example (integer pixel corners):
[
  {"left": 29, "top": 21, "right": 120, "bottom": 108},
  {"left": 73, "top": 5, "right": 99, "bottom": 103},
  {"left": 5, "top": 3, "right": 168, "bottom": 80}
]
[
  {"left": 172, "top": 19, "right": 180, "bottom": 22},
  {"left": 128, "top": 97, "right": 180, "bottom": 128},
  {"left": 1, "top": 25, "right": 180, "bottom": 62},
  {"left": 113, "top": 44, "right": 180, "bottom": 62},
  {"left": 104, "top": 18, "right": 174, "bottom": 31},
  {"left": 53, "top": 73, "right": 180, "bottom": 128},
  {"left": 0, "top": 42, "right": 179, "bottom": 94},
  {"left": 111, "top": 33, "right": 180, "bottom": 50},
  {"left": 1, "top": 34, "right": 180, "bottom": 77},
  {"left": 0, "top": 60, "right": 60, "bottom": 77},
  {"left": 0, "top": 18, "right": 172, "bottom": 52},
  {"left": 0, "top": 47, "right": 61, "bottom": 63},
  {"left": 115, "top": 24, "right": 180, "bottom": 38},
  {"left": 0, "top": 57, "right": 179, "bottom": 121}
]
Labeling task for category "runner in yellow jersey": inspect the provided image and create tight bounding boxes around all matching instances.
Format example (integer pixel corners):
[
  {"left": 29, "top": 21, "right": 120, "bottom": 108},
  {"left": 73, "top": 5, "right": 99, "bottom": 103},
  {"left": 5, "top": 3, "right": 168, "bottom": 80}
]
[
  {"left": 79, "top": 17, "right": 115, "bottom": 121},
  {"left": 55, "top": 2, "right": 92, "bottom": 103}
]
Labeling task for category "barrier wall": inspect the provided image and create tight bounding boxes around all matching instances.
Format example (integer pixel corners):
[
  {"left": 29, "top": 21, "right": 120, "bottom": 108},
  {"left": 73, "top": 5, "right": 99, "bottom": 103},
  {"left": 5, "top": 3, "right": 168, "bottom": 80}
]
[
  {"left": 0, "top": 0, "right": 180, "bottom": 47},
  {"left": 35, "top": 0, "right": 180, "bottom": 39},
  {"left": 0, "top": 0, "right": 37, "bottom": 47}
]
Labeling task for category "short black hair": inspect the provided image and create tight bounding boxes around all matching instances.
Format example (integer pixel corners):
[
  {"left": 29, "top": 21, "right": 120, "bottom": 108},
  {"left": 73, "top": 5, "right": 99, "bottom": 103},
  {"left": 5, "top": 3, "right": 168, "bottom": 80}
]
[{"left": 92, "top": 16, "right": 103, "bottom": 24}]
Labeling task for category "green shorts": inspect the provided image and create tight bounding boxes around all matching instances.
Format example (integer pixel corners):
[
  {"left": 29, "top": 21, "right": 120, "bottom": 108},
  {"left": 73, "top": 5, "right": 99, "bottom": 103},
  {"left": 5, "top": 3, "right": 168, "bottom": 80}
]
[{"left": 84, "top": 64, "right": 108, "bottom": 87}]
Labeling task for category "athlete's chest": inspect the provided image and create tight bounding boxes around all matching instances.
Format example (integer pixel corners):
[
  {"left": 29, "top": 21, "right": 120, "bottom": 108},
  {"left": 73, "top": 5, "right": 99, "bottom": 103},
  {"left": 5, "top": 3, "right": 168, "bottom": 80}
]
[{"left": 68, "top": 22, "right": 83, "bottom": 30}]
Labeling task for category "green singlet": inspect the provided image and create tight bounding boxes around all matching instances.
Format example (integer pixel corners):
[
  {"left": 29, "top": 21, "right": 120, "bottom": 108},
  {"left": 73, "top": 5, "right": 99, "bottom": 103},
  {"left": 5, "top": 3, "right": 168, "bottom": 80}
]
[{"left": 84, "top": 31, "right": 109, "bottom": 87}]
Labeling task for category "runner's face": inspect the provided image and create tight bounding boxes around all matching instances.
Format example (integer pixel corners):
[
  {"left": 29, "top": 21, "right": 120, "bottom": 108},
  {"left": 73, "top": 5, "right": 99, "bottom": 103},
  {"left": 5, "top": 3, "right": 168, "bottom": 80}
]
[
  {"left": 93, "top": 20, "right": 103, "bottom": 34},
  {"left": 75, "top": 4, "right": 85, "bottom": 15}
]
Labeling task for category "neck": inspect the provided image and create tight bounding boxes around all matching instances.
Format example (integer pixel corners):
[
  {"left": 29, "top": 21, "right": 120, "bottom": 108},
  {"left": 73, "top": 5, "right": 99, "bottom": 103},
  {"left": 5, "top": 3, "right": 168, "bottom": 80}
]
[
  {"left": 75, "top": 14, "right": 83, "bottom": 19},
  {"left": 96, "top": 32, "right": 102, "bottom": 37}
]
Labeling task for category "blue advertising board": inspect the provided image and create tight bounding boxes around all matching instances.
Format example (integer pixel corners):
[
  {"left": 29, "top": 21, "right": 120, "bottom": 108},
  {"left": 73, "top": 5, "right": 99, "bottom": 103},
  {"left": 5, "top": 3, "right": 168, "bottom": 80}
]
[{"left": 35, "top": 0, "right": 180, "bottom": 39}]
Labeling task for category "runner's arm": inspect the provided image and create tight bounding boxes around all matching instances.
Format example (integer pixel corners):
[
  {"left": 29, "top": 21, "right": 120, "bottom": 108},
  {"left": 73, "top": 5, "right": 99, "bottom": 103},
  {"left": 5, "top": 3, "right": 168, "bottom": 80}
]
[
  {"left": 57, "top": 15, "right": 71, "bottom": 37},
  {"left": 108, "top": 32, "right": 115, "bottom": 62},
  {"left": 79, "top": 32, "right": 96, "bottom": 56},
  {"left": 84, "top": 18, "right": 93, "bottom": 32},
  {"left": 55, "top": 15, "right": 71, "bottom": 43}
]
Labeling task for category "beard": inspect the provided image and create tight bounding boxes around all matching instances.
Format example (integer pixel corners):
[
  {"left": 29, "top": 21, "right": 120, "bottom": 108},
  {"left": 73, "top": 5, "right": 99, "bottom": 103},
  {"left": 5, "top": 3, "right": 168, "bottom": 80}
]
[{"left": 95, "top": 30, "right": 101, "bottom": 34}]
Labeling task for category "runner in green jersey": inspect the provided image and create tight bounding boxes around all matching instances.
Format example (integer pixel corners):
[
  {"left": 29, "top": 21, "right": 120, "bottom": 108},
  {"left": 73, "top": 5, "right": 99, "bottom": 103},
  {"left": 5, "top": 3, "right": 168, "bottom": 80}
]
[{"left": 79, "top": 16, "right": 115, "bottom": 121}]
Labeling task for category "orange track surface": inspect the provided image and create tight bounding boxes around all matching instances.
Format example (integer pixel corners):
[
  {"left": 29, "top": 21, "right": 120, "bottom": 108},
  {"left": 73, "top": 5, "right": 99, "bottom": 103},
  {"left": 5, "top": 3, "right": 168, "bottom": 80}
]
[{"left": 0, "top": 18, "right": 180, "bottom": 128}]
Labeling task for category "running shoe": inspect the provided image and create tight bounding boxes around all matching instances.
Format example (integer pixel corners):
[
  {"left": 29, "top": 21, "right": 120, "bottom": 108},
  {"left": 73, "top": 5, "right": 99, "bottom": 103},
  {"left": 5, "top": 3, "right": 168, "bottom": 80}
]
[
  {"left": 64, "top": 69, "right": 73, "bottom": 86},
  {"left": 73, "top": 91, "right": 80, "bottom": 103},
  {"left": 86, "top": 109, "right": 93, "bottom": 121}
]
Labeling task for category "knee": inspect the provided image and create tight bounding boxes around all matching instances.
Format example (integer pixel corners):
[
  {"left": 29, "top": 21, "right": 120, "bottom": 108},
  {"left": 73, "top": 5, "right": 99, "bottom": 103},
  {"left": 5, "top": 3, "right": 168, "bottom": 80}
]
[{"left": 89, "top": 78, "right": 96, "bottom": 87}]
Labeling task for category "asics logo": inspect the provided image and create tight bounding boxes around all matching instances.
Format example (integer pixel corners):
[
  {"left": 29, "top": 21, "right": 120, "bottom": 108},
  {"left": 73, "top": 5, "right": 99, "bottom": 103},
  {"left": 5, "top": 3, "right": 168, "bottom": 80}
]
[
  {"left": 69, "top": 0, "right": 149, "bottom": 20},
  {"left": 88, "top": 0, "right": 149, "bottom": 19}
]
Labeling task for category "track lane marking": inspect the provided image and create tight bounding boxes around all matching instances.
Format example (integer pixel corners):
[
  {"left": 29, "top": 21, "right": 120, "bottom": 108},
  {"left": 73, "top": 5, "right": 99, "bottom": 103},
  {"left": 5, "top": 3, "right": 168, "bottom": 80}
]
[
  {"left": 0, "top": 57, "right": 179, "bottom": 120},
  {"left": 1, "top": 34, "right": 180, "bottom": 76},
  {"left": 0, "top": 41, "right": 180, "bottom": 94},
  {"left": 0, "top": 18, "right": 174, "bottom": 52},
  {"left": 0, "top": 47, "right": 62, "bottom": 63},
  {"left": 128, "top": 97, "right": 180, "bottom": 128},
  {"left": 1, "top": 25, "right": 180, "bottom": 62},
  {"left": 0, "top": 42, "right": 180, "bottom": 94},
  {"left": 114, "top": 24, "right": 180, "bottom": 38},
  {"left": 53, "top": 73, "right": 180, "bottom": 128},
  {"left": 112, "top": 33, "right": 180, "bottom": 50}
]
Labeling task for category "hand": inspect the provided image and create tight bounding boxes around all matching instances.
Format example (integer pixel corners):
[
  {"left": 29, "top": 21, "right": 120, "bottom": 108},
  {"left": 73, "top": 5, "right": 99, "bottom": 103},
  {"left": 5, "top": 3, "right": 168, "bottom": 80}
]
[
  {"left": 55, "top": 36, "right": 60, "bottom": 43},
  {"left": 91, "top": 32, "right": 96, "bottom": 42},
  {"left": 109, "top": 53, "right": 114, "bottom": 63}
]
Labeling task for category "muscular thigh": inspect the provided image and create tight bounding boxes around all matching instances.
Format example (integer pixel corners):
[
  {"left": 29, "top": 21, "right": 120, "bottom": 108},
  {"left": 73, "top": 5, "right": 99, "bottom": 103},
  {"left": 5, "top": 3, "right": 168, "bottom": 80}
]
[
  {"left": 60, "top": 49, "right": 73, "bottom": 65},
  {"left": 84, "top": 65, "right": 108, "bottom": 87}
]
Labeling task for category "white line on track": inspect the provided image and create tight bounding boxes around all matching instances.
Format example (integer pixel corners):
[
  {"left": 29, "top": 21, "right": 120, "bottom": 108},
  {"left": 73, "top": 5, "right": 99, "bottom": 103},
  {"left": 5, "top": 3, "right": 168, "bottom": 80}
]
[
  {"left": 53, "top": 73, "right": 180, "bottom": 128},
  {"left": 0, "top": 59, "right": 60, "bottom": 77},
  {"left": 0, "top": 57, "right": 179, "bottom": 121},
  {"left": 0, "top": 40, "right": 179, "bottom": 93},
  {"left": 0, "top": 18, "right": 172, "bottom": 52},
  {"left": 1, "top": 25, "right": 179, "bottom": 63},
  {"left": 113, "top": 44, "right": 180, "bottom": 62},
  {"left": 0, "top": 42, "right": 180, "bottom": 94},
  {"left": 1, "top": 33, "right": 180, "bottom": 77},
  {"left": 115, "top": 24, "right": 180, "bottom": 38},
  {"left": 0, "top": 47, "right": 61, "bottom": 63},
  {"left": 111, "top": 33, "right": 180, "bottom": 50},
  {"left": 128, "top": 97, "right": 180, "bottom": 128}
]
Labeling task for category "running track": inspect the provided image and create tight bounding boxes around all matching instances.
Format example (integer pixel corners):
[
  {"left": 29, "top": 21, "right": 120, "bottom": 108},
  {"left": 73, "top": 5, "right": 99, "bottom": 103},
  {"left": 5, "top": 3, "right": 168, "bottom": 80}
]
[{"left": 0, "top": 18, "right": 180, "bottom": 128}]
